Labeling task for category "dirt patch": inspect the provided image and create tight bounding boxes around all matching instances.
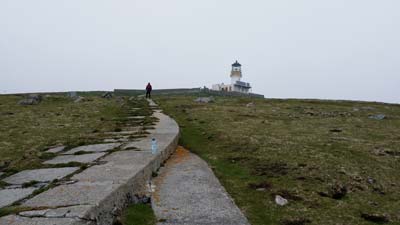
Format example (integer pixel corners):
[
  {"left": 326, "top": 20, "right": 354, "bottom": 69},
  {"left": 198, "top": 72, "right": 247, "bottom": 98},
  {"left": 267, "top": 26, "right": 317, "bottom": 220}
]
[
  {"left": 252, "top": 161, "right": 290, "bottom": 177},
  {"left": 248, "top": 181, "right": 272, "bottom": 190}
]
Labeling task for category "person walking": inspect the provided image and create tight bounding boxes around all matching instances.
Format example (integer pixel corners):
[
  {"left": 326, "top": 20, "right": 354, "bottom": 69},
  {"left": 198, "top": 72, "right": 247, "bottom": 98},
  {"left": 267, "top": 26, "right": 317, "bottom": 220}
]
[{"left": 146, "top": 82, "right": 152, "bottom": 99}]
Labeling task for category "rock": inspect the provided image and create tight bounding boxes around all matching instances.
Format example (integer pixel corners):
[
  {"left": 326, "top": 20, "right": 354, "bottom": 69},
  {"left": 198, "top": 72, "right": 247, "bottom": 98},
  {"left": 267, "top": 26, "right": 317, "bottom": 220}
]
[
  {"left": 102, "top": 92, "right": 113, "bottom": 99},
  {"left": 74, "top": 96, "right": 85, "bottom": 103},
  {"left": 330, "top": 183, "right": 347, "bottom": 199},
  {"left": 194, "top": 97, "right": 215, "bottom": 103},
  {"left": 246, "top": 102, "right": 255, "bottom": 107},
  {"left": 18, "top": 94, "right": 42, "bottom": 105},
  {"left": 361, "top": 213, "right": 389, "bottom": 223},
  {"left": 369, "top": 114, "right": 386, "bottom": 120},
  {"left": 45, "top": 146, "right": 66, "bottom": 154},
  {"left": 275, "top": 195, "right": 288, "bottom": 206}
]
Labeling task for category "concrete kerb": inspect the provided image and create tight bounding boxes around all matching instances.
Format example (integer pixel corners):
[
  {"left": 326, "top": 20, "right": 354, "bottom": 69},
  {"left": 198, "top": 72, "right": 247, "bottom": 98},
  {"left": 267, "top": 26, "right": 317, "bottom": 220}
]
[{"left": 0, "top": 100, "right": 180, "bottom": 225}]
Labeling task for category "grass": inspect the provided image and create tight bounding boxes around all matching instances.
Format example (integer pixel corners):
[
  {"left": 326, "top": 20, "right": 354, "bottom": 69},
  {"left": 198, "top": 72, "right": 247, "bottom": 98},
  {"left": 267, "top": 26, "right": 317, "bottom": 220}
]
[
  {"left": 119, "top": 204, "right": 157, "bottom": 225},
  {"left": 0, "top": 93, "right": 152, "bottom": 173},
  {"left": 156, "top": 95, "right": 400, "bottom": 225}
]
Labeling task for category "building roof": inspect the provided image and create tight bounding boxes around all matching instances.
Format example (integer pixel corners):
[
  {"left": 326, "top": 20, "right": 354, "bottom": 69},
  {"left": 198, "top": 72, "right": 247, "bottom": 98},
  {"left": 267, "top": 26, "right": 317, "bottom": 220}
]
[
  {"left": 234, "top": 81, "right": 251, "bottom": 88},
  {"left": 232, "top": 60, "right": 241, "bottom": 67}
]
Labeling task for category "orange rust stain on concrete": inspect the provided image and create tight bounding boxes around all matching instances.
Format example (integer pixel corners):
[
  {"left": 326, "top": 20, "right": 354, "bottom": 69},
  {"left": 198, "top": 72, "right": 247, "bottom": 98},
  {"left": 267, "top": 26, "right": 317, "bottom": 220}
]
[{"left": 153, "top": 146, "right": 191, "bottom": 204}]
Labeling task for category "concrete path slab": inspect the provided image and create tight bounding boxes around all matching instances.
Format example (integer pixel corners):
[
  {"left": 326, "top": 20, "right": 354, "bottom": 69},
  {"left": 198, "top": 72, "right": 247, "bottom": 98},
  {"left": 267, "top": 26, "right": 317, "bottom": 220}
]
[
  {"left": 23, "top": 181, "right": 114, "bottom": 207},
  {"left": 62, "top": 143, "right": 121, "bottom": 155},
  {"left": 0, "top": 188, "right": 37, "bottom": 208},
  {"left": 45, "top": 146, "right": 66, "bottom": 154},
  {"left": 147, "top": 99, "right": 158, "bottom": 107},
  {"left": 71, "top": 151, "right": 153, "bottom": 184},
  {"left": 0, "top": 215, "right": 89, "bottom": 225},
  {"left": 43, "top": 153, "right": 106, "bottom": 165},
  {"left": 3, "top": 167, "right": 79, "bottom": 185},
  {"left": 152, "top": 147, "right": 249, "bottom": 225},
  {"left": 18, "top": 205, "right": 92, "bottom": 219}
]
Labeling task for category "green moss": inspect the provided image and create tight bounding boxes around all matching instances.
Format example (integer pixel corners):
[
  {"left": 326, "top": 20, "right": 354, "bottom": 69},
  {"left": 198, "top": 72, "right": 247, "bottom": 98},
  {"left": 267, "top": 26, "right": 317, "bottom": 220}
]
[{"left": 120, "top": 204, "right": 156, "bottom": 225}]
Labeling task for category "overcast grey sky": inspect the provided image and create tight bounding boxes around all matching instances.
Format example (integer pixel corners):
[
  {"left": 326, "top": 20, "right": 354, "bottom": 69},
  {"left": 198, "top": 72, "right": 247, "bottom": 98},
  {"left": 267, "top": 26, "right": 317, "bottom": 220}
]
[{"left": 0, "top": 1, "right": 399, "bottom": 103}]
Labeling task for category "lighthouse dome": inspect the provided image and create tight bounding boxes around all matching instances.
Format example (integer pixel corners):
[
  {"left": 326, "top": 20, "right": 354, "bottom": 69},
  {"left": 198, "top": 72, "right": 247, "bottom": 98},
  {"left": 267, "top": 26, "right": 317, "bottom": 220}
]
[{"left": 232, "top": 60, "right": 241, "bottom": 67}]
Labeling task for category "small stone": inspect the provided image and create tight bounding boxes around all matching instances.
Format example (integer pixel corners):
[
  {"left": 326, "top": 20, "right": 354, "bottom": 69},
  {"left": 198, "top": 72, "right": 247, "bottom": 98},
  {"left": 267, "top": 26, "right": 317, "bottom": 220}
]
[
  {"left": 275, "top": 195, "right": 288, "bottom": 206},
  {"left": 369, "top": 114, "right": 386, "bottom": 120},
  {"left": 74, "top": 96, "right": 85, "bottom": 103},
  {"left": 367, "top": 177, "right": 376, "bottom": 184},
  {"left": 246, "top": 102, "right": 255, "bottom": 107},
  {"left": 45, "top": 146, "right": 66, "bottom": 154},
  {"left": 330, "top": 183, "right": 347, "bottom": 199}
]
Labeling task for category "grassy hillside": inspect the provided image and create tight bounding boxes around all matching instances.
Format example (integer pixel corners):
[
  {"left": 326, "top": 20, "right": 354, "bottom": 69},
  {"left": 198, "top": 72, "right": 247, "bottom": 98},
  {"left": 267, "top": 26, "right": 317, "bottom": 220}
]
[
  {"left": 156, "top": 96, "right": 400, "bottom": 225},
  {"left": 0, "top": 93, "right": 151, "bottom": 173}
]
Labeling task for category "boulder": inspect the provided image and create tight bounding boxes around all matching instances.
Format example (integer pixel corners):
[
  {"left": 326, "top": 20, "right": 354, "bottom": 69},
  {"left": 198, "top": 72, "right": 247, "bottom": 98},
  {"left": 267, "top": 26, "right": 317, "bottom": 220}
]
[
  {"left": 18, "top": 94, "right": 42, "bottom": 105},
  {"left": 102, "top": 92, "right": 113, "bottom": 99},
  {"left": 194, "top": 97, "right": 215, "bottom": 103},
  {"left": 74, "top": 96, "right": 85, "bottom": 103}
]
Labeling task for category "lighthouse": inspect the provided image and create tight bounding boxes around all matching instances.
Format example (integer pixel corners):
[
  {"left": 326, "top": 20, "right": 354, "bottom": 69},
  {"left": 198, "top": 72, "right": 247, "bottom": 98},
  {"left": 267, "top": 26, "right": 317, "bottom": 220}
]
[
  {"left": 211, "top": 60, "right": 252, "bottom": 94},
  {"left": 230, "top": 60, "right": 242, "bottom": 84}
]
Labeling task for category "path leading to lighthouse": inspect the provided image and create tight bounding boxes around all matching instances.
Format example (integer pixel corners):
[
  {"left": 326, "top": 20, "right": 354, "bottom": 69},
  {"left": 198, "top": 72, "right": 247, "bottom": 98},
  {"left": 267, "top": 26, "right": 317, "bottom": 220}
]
[{"left": 152, "top": 146, "right": 250, "bottom": 225}]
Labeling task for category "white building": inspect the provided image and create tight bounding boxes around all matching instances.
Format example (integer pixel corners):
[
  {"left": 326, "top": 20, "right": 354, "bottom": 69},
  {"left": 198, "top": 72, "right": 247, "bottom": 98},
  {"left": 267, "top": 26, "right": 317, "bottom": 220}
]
[{"left": 212, "top": 61, "right": 252, "bottom": 94}]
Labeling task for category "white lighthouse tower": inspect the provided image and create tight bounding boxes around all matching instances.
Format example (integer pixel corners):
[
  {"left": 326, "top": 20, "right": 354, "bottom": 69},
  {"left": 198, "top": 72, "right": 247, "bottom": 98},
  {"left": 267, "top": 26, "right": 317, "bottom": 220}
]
[
  {"left": 230, "top": 60, "right": 242, "bottom": 84},
  {"left": 211, "top": 60, "right": 252, "bottom": 93}
]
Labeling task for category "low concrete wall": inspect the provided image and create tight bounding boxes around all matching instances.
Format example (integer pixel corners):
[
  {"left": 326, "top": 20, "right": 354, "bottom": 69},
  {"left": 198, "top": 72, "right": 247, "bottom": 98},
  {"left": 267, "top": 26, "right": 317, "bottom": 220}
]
[
  {"left": 114, "top": 88, "right": 265, "bottom": 98},
  {"left": 0, "top": 103, "right": 179, "bottom": 225}
]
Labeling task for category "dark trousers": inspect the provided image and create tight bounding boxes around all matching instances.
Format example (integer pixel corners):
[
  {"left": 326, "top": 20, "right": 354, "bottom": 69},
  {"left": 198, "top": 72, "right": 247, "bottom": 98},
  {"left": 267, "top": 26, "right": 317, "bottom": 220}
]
[{"left": 146, "top": 91, "right": 151, "bottom": 98}]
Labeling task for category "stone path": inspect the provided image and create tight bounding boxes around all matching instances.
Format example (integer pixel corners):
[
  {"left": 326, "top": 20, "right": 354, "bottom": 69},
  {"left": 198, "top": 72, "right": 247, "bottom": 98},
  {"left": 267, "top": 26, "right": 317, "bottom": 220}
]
[
  {"left": 3, "top": 167, "right": 79, "bottom": 185},
  {"left": 0, "top": 98, "right": 180, "bottom": 225},
  {"left": 0, "top": 188, "right": 38, "bottom": 208},
  {"left": 152, "top": 147, "right": 250, "bottom": 225}
]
